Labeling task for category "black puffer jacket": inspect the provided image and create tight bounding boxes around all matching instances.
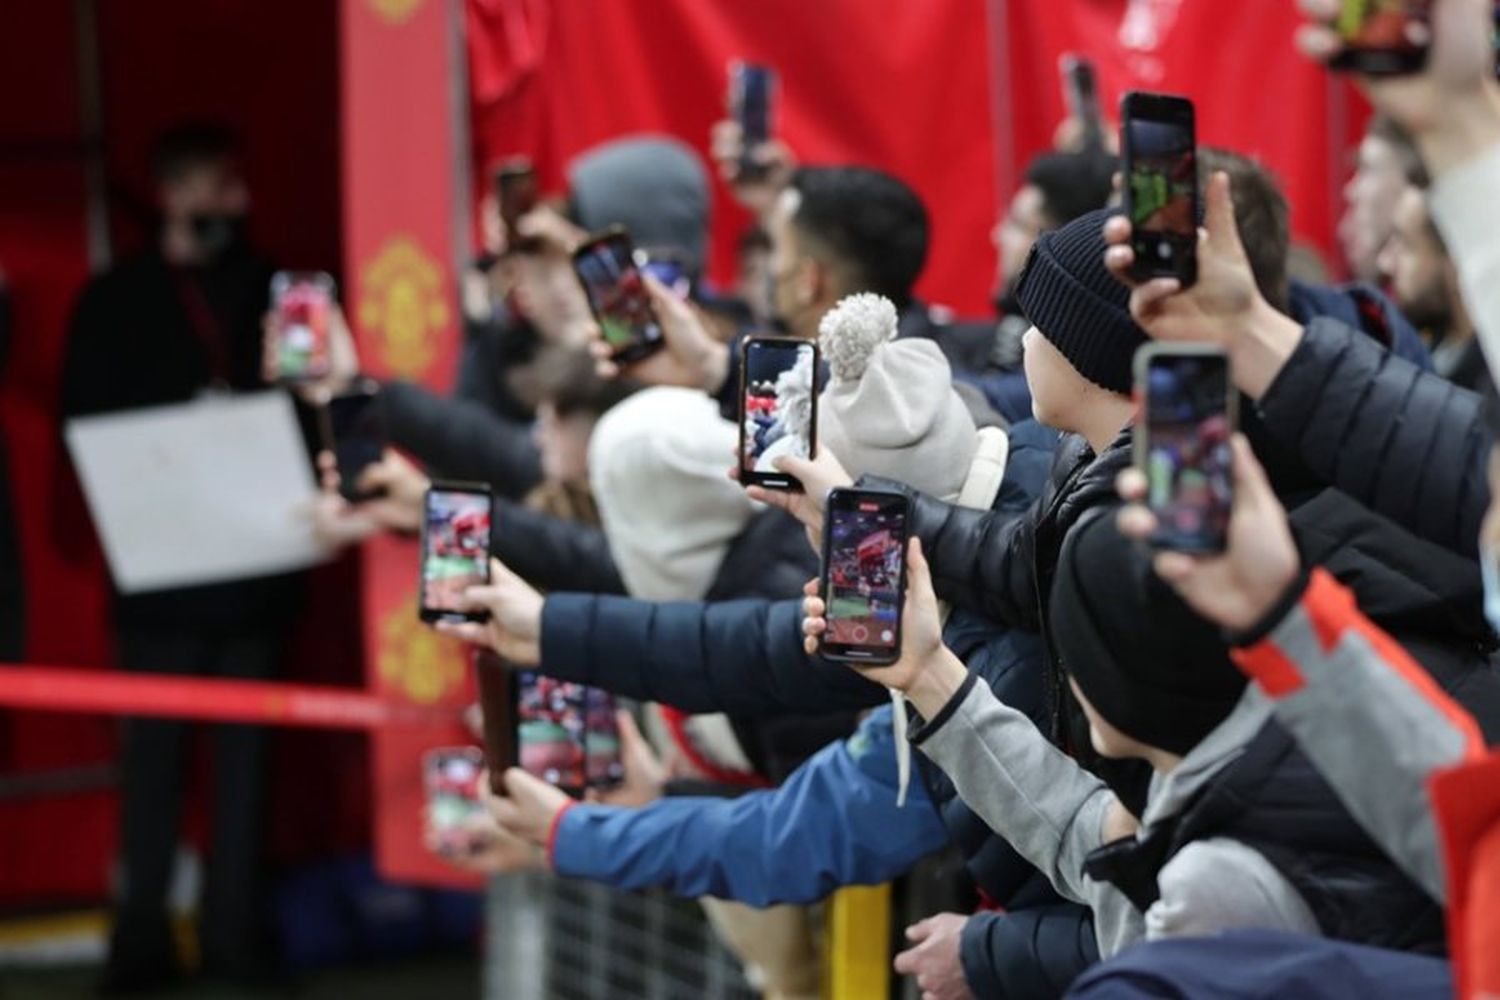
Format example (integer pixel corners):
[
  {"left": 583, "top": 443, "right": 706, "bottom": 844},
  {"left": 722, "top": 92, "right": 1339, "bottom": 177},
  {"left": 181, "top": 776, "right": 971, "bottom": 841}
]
[{"left": 1258, "top": 317, "right": 1491, "bottom": 559}]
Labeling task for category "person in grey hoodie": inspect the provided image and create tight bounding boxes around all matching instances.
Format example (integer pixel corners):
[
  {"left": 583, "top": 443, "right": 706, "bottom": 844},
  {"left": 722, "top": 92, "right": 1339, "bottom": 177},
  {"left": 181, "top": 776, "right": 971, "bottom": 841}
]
[{"left": 801, "top": 490, "right": 1449, "bottom": 961}]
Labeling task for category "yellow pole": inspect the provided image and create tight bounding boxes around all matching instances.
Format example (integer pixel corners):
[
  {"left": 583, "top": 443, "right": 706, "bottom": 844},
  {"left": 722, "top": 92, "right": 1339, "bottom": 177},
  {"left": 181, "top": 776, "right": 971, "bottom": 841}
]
[{"left": 825, "top": 884, "right": 891, "bottom": 1000}]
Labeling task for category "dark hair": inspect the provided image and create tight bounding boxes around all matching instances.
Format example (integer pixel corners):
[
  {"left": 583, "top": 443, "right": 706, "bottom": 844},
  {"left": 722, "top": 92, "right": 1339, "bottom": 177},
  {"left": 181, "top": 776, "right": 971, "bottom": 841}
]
[
  {"left": 1024, "top": 151, "right": 1119, "bottom": 229},
  {"left": 150, "top": 123, "right": 238, "bottom": 184},
  {"left": 1198, "top": 147, "right": 1291, "bottom": 313},
  {"left": 789, "top": 166, "right": 928, "bottom": 308},
  {"left": 1369, "top": 114, "right": 1429, "bottom": 188},
  {"left": 521, "top": 347, "right": 638, "bottom": 420},
  {"left": 736, "top": 224, "right": 772, "bottom": 256}
]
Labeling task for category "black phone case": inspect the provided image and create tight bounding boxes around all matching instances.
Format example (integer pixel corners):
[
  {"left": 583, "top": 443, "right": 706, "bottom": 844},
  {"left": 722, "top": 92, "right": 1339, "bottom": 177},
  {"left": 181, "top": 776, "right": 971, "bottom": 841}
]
[
  {"left": 1121, "top": 92, "right": 1199, "bottom": 288},
  {"left": 572, "top": 228, "right": 664, "bottom": 366},
  {"left": 738, "top": 337, "right": 818, "bottom": 492},
  {"left": 816, "top": 489, "right": 910, "bottom": 666}
]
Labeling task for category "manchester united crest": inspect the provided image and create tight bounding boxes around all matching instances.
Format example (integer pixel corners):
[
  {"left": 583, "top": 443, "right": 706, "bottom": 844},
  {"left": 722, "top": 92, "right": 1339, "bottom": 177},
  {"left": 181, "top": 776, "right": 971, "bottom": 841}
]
[
  {"left": 368, "top": 0, "right": 424, "bottom": 25},
  {"left": 358, "top": 235, "right": 451, "bottom": 380},
  {"left": 377, "top": 595, "right": 466, "bottom": 705}
]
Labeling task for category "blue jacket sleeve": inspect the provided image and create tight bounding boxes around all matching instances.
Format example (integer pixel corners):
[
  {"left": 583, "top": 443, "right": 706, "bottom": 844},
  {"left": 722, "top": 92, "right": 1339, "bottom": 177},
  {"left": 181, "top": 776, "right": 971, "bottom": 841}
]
[
  {"left": 551, "top": 707, "right": 949, "bottom": 904},
  {"left": 958, "top": 903, "right": 1098, "bottom": 998},
  {"left": 539, "top": 594, "right": 887, "bottom": 716}
]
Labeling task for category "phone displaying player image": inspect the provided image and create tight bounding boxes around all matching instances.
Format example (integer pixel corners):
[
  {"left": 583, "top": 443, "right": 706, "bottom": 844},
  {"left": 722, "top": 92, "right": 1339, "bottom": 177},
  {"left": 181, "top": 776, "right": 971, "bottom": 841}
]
[
  {"left": 1133, "top": 345, "right": 1235, "bottom": 553},
  {"left": 572, "top": 228, "right": 664, "bottom": 365},
  {"left": 326, "top": 381, "right": 385, "bottom": 503},
  {"left": 509, "top": 671, "right": 624, "bottom": 797},
  {"left": 1121, "top": 92, "right": 1198, "bottom": 287},
  {"left": 819, "top": 489, "right": 911, "bottom": 665},
  {"left": 418, "top": 482, "right": 493, "bottom": 624},
  {"left": 423, "top": 747, "right": 487, "bottom": 855},
  {"left": 270, "top": 271, "right": 335, "bottom": 383},
  {"left": 739, "top": 337, "right": 818, "bottom": 491},
  {"left": 1059, "top": 54, "right": 1106, "bottom": 154},
  {"left": 729, "top": 61, "right": 776, "bottom": 180},
  {"left": 1328, "top": 0, "right": 1432, "bottom": 76},
  {"left": 494, "top": 157, "right": 540, "bottom": 253}
]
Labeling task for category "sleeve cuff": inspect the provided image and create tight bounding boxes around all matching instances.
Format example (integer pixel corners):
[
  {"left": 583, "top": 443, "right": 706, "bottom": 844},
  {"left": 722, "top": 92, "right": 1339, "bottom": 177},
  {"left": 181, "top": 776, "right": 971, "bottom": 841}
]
[
  {"left": 908, "top": 673, "right": 978, "bottom": 746},
  {"left": 1227, "top": 570, "right": 1310, "bottom": 649},
  {"left": 544, "top": 799, "right": 579, "bottom": 870}
]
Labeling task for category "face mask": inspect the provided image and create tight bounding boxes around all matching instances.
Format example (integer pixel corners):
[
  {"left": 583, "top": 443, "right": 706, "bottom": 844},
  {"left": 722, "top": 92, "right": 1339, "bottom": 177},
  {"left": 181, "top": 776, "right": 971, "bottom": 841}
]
[
  {"left": 1482, "top": 546, "right": 1500, "bottom": 637},
  {"left": 189, "top": 213, "right": 248, "bottom": 264}
]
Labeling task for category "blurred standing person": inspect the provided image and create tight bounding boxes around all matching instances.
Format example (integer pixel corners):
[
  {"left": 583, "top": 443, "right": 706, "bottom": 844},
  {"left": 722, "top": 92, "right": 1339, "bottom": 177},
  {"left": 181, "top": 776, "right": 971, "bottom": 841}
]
[
  {"left": 1377, "top": 184, "right": 1491, "bottom": 393},
  {"left": 58, "top": 124, "right": 293, "bottom": 991},
  {"left": 1341, "top": 115, "right": 1427, "bottom": 283}
]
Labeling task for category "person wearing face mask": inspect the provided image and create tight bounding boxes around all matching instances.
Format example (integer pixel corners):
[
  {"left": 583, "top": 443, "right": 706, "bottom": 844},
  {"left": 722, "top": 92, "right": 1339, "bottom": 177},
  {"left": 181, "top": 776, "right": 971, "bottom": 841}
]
[{"left": 58, "top": 123, "right": 294, "bottom": 992}]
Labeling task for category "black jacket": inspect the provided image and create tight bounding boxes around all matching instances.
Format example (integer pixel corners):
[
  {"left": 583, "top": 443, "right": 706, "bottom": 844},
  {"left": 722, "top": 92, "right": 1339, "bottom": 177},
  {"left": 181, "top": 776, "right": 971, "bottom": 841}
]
[
  {"left": 57, "top": 250, "right": 303, "bottom": 635},
  {"left": 1257, "top": 317, "right": 1491, "bottom": 559},
  {"left": 1087, "top": 720, "right": 1448, "bottom": 954},
  {"left": 378, "top": 380, "right": 542, "bottom": 502}
]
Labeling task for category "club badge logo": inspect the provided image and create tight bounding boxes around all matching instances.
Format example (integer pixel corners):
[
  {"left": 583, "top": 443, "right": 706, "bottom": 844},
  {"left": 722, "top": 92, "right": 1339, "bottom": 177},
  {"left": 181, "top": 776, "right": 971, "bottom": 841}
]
[
  {"left": 368, "top": 0, "right": 423, "bottom": 25},
  {"left": 378, "top": 594, "right": 466, "bottom": 705},
  {"left": 357, "top": 235, "right": 451, "bottom": 380}
]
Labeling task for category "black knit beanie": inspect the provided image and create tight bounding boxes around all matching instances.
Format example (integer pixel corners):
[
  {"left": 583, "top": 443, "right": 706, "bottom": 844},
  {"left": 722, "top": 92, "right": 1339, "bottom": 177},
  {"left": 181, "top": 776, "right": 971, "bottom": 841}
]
[
  {"left": 1051, "top": 510, "right": 1247, "bottom": 757},
  {"left": 1015, "top": 208, "right": 1146, "bottom": 395}
]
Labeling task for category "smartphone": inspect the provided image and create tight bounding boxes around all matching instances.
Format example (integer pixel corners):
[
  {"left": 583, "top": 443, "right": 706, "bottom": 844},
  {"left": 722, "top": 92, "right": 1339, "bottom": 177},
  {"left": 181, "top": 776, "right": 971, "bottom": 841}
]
[
  {"left": 729, "top": 61, "right": 776, "bottom": 180},
  {"left": 1121, "top": 92, "right": 1198, "bottom": 287},
  {"left": 1133, "top": 345, "right": 1236, "bottom": 553},
  {"left": 473, "top": 650, "right": 516, "bottom": 797},
  {"left": 418, "top": 482, "right": 493, "bottom": 624},
  {"left": 1059, "top": 54, "right": 1106, "bottom": 153},
  {"left": 326, "top": 381, "right": 385, "bottom": 503},
  {"left": 423, "top": 747, "right": 488, "bottom": 854},
  {"left": 270, "top": 271, "right": 335, "bottom": 383},
  {"left": 1328, "top": 0, "right": 1432, "bottom": 76},
  {"left": 494, "top": 157, "right": 540, "bottom": 252},
  {"left": 818, "top": 489, "right": 911, "bottom": 666},
  {"left": 738, "top": 337, "right": 818, "bottom": 491},
  {"left": 573, "top": 228, "right": 664, "bottom": 365}
]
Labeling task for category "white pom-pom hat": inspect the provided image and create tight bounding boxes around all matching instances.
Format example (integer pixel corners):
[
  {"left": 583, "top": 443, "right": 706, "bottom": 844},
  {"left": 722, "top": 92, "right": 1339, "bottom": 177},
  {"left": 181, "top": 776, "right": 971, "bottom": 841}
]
[{"left": 816, "top": 293, "right": 977, "bottom": 502}]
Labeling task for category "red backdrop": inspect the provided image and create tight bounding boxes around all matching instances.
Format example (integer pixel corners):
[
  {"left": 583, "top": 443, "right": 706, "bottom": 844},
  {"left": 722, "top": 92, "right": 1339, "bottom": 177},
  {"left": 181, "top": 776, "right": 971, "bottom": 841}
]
[{"left": 466, "top": 0, "right": 1002, "bottom": 316}]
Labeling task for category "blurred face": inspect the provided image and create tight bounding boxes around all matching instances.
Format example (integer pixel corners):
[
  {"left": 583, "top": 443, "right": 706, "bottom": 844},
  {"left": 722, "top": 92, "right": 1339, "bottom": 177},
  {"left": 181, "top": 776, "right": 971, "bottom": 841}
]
[
  {"left": 1340, "top": 135, "right": 1409, "bottom": 282},
  {"left": 1021, "top": 326, "right": 1093, "bottom": 433},
  {"left": 158, "top": 157, "right": 249, "bottom": 228},
  {"left": 1376, "top": 186, "right": 1451, "bottom": 334},
  {"left": 532, "top": 402, "right": 595, "bottom": 487},
  {"left": 767, "top": 188, "right": 821, "bottom": 337},
  {"left": 993, "top": 184, "right": 1048, "bottom": 301},
  {"left": 1068, "top": 677, "right": 1147, "bottom": 761}
]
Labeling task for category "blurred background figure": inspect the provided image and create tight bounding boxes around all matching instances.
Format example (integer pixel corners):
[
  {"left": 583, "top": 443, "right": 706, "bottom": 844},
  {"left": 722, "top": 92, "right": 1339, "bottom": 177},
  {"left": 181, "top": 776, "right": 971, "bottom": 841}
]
[{"left": 58, "top": 123, "right": 294, "bottom": 992}]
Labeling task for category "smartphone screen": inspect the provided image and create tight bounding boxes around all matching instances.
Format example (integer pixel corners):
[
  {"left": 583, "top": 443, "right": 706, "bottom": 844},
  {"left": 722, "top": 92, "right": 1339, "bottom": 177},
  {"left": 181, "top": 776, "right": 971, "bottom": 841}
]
[
  {"left": 419, "top": 484, "right": 492, "bottom": 623},
  {"left": 1135, "top": 348, "right": 1235, "bottom": 553},
  {"left": 511, "top": 672, "right": 623, "bottom": 796},
  {"left": 514, "top": 670, "right": 587, "bottom": 794},
  {"left": 271, "top": 271, "right": 335, "bottom": 383},
  {"left": 819, "top": 490, "right": 910, "bottom": 665},
  {"left": 573, "top": 230, "right": 664, "bottom": 364},
  {"left": 739, "top": 338, "right": 818, "bottom": 491},
  {"left": 1123, "top": 93, "right": 1197, "bottom": 286},
  {"left": 327, "top": 384, "right": 385, "bottom": 503},
  {"left": 1329, "top": 0, "right": 1432, "bottom": 75},
  {"left": 494, "top": 158, "right": 539, "bottom": 251},
  {"left": 423, "top": 747, "right": 487, "bottom": 853},
  {"left": 730, "top": 62, "right": 775, "bottom": 177}
]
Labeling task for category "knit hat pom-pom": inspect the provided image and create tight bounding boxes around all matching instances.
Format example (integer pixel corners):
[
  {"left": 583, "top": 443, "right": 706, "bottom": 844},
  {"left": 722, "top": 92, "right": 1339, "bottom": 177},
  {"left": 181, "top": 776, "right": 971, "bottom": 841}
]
[{"left": 819, "top": 293, "right": 899, "bottom": 383}]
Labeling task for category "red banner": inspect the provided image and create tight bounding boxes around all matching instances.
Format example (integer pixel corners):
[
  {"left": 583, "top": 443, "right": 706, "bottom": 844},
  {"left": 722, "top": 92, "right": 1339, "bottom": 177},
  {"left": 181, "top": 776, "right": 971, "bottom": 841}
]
[
  {"left": 992, "top": 0, "right": 1361, "bottom": 269},
  {"left": 342, "top": 0, "right": 477, "bottom": 889}
]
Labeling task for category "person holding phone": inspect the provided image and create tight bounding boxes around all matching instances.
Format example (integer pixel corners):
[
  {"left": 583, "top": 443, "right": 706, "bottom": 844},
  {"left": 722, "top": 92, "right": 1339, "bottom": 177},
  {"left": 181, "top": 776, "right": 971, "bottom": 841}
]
[{"left": 803, "top": 501, "right": 1449, "bottom": 960}]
